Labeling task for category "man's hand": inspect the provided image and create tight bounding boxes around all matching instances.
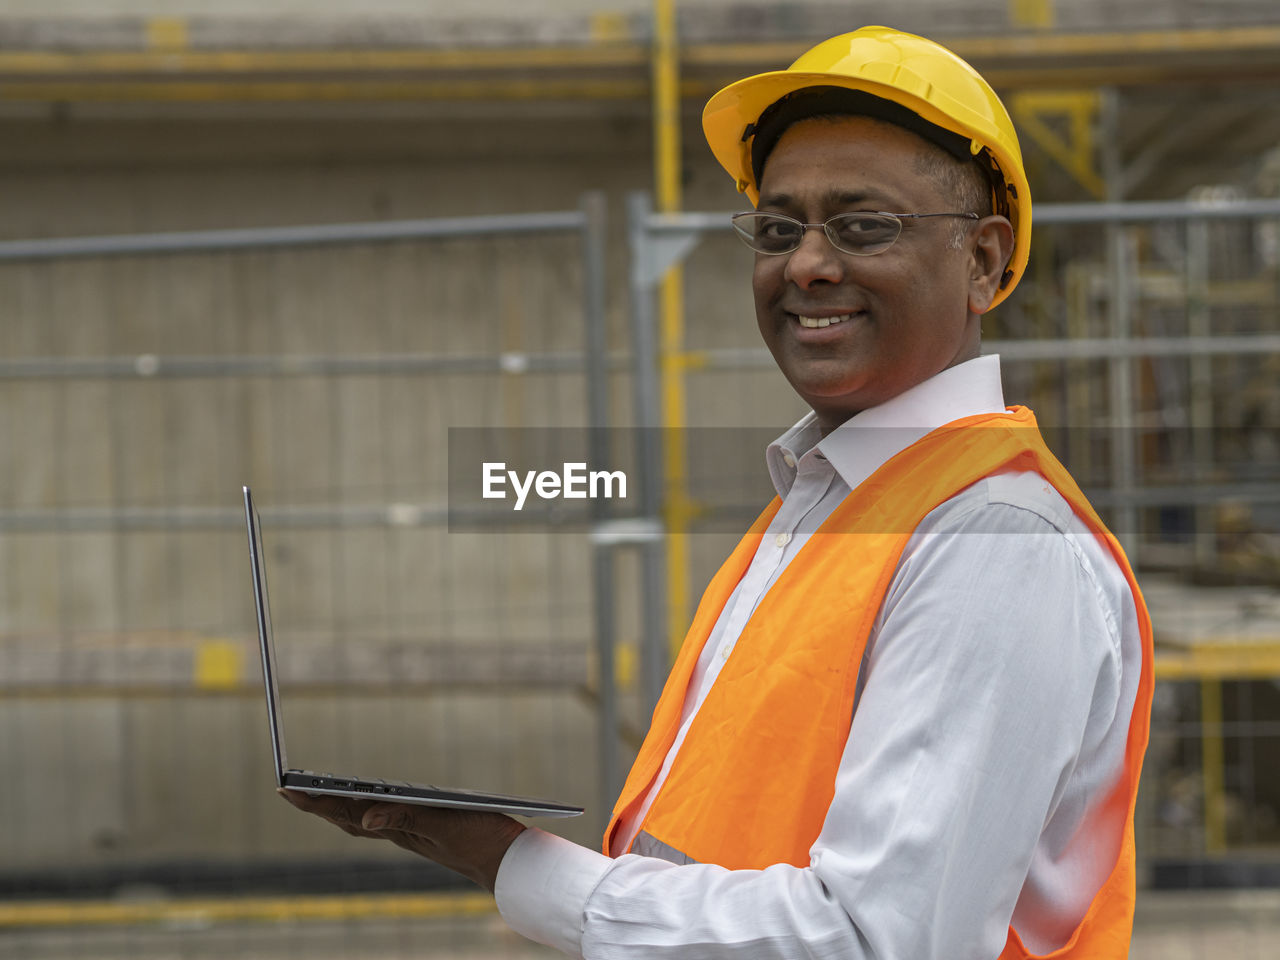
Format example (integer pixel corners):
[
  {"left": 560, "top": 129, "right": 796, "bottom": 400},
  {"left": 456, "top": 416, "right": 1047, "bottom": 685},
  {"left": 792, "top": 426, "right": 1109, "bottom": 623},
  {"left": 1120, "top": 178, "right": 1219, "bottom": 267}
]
[{"left": 279, "top": 789, "right": 527, "bottom": 893}]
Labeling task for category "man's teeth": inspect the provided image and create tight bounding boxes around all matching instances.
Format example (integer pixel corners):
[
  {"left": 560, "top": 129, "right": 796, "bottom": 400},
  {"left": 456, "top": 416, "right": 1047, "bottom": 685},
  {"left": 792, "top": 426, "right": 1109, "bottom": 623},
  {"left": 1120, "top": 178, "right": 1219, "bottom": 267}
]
[{"left": 796, "top": 313, "right": 857, "bottom": 328}]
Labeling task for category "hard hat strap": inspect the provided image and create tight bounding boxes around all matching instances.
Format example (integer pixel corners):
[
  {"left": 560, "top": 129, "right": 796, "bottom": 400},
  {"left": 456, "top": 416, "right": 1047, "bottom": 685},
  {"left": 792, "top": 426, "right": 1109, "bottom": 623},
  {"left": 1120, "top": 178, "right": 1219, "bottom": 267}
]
[{"left": 976, "top": 150, "right": 1018, "bottom": 289}]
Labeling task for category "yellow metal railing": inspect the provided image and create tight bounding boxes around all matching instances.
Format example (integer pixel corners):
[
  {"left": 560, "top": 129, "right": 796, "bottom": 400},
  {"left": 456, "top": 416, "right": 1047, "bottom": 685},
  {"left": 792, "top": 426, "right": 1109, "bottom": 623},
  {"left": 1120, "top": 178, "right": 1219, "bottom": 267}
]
[
  {"left": 0, "top": 891, "right": 494, "bottom": 929},
  {"left": 1153, "top": 643, "right": 1280, "bottom": 855},
  {"left": 652, "top": 0, "right": 695, "bottom": 655}
]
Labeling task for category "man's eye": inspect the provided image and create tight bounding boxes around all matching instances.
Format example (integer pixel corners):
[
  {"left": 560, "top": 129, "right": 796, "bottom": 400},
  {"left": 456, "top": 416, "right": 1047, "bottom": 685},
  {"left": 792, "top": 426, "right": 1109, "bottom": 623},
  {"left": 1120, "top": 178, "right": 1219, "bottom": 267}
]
[
  {"left": 843, "top": 216, "right": 888, "bottom": 233},
  {"left": 834, "top": 215, "right": 896, "bottom": 243},
  {"left": 758, "top": 218, "right": 800, "bottom": 240}
]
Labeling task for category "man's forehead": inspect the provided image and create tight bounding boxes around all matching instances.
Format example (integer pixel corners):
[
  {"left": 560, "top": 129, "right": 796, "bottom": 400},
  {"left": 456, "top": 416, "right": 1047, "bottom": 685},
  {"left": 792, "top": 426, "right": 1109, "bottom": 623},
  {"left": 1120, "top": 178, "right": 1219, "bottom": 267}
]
[
  {"left": 756, "top": 117, "right": 938, "bottom": 203},
  {"left": 768, "top": 113, "right": 944, "bottom": 161}
]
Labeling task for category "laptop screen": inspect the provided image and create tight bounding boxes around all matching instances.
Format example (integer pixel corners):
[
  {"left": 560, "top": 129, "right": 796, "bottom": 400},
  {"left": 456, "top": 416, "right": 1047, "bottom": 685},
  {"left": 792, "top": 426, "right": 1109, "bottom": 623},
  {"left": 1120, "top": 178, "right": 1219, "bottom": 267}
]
[{"left": 244, "top": 486, "right": 288, "bottom": 786}]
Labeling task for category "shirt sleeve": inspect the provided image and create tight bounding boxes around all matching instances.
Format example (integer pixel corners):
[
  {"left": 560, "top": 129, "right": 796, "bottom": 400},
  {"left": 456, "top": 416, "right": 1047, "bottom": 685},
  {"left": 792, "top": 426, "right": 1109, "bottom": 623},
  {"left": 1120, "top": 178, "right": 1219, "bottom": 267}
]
[{"left": 496, "top": 479, "right": 1127, "bottom": 959}]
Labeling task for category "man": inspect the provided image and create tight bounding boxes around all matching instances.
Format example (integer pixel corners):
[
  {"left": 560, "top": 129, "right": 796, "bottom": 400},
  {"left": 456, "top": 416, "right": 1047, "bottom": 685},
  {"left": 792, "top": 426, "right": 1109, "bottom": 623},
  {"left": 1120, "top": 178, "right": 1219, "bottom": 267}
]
[{"left": 284, "top": 27, "right": 1153, "bottom": 959}]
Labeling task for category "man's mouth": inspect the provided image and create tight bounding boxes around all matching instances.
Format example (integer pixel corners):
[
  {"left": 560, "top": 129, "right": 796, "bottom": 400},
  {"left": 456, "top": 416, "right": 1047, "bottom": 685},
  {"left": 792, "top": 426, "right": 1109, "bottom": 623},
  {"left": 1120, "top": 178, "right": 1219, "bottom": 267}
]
[{"left": 791, "top": 311, "right": 863, "bottom": 329}]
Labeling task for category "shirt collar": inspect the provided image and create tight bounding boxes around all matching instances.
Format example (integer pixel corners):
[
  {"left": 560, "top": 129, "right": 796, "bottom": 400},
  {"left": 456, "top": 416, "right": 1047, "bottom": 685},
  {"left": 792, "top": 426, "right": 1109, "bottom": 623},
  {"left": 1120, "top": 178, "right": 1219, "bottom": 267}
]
[{"left": 766, "top": 354, "right": 1008, "bottom": 498}]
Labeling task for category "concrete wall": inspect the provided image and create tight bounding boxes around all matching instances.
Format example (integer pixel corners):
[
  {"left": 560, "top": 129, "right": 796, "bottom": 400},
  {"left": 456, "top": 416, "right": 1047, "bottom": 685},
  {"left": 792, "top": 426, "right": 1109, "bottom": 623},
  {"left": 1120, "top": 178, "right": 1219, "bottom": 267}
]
[{"left": 0, "top": 99, "right": 787, "bottom": 873}]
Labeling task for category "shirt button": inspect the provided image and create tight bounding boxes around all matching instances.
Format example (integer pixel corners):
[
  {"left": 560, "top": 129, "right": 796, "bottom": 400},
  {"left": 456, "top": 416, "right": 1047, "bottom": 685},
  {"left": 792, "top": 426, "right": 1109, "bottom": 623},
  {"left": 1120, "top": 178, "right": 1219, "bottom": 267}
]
[
  {"left": 775, "top": 532, "right": 791, "bottom": 548},
  {"left": 782, "top": 452, "right": 796, "bottom": 468}
]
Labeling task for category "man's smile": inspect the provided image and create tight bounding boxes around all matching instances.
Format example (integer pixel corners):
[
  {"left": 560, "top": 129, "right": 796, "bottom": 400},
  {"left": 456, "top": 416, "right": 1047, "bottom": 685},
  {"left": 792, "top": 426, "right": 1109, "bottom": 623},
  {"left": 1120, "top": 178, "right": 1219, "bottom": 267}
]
[{"left": 791, "top": 310, "right": 865, "bottom": 329}]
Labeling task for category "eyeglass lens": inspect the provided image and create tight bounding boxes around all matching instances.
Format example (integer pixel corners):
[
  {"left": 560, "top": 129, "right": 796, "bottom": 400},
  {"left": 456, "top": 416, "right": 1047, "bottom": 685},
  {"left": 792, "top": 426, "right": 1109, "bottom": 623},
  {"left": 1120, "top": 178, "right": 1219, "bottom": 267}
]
[{"left": 732, "top": 213, "right": 902, "bottom": 256}]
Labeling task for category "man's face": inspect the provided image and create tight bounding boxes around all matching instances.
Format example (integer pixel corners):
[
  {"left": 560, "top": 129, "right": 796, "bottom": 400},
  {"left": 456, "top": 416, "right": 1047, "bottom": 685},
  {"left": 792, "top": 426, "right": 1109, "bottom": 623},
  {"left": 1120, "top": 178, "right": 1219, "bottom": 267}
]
[{"left": 752, "top": 116, "right": 983, "bottom": 432}]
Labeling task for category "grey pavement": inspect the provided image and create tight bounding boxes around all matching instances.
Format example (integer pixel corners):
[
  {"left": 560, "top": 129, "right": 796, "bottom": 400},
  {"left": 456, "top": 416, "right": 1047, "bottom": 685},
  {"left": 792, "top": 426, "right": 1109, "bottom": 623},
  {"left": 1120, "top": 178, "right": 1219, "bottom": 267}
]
[{"left": 2, "top": 889, "right": 1279, "bottom": 959}]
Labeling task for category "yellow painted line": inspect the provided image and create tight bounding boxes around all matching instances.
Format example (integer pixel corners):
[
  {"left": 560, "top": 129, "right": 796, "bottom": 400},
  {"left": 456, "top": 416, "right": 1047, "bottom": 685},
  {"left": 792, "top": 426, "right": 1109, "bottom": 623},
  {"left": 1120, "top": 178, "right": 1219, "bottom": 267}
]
[
  {"left": 0, "top": 79, "right": 711, "bottom": 104},
  {"left": 1011, "top": 89, "right": 1103, "bottom": 112},
  {"left": 686, "top": 60, "right": 1270, "bottom": 93},
  {"left": 1009, "top": 0, "right": 1056, "bottom": 30},
  {"left": 1154, "top": 642, "right": 1280, "bottom": 681},
  {"left": 0, "top": 891, "right": 495, "bottom": 929},
  {"left": 0, "top": 45, "right": 649, "bottom": 76},
  {"left": 590, "top": 12, "right": 632, "bottom": 45},
  {"left": 681, "top": 41, "right": 809, "bottom": 67},
  {"left": 0, "top": 26, "right": 1271, "bottom": 79},
  {"left": 0, "top": 52, "right": 1270, "bottom": 107},
  {"left": 614, "top": 640, "right": 637, "bottom": 691},
  {"left": 682, "top": 27, "right": 1280, "bottom": 66},
  {"left": 955, "top": 25, "right": 1280, "bottom": 58},
  {"left": 194, "top": 639, "right": 244, "bottom": 691},
  {"left": 675, "top": 350, "right": 709, "bottom": 372},
  {"left": 145, "top": 18, "right": 189, "bottom": 52}
]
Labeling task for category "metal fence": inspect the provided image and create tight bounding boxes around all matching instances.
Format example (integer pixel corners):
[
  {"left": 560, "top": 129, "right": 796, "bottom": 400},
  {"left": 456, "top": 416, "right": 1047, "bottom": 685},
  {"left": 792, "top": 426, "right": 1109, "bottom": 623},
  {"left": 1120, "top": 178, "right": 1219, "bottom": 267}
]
[{"left": 0, "top": 196, "right": 649, "bottom": 954}]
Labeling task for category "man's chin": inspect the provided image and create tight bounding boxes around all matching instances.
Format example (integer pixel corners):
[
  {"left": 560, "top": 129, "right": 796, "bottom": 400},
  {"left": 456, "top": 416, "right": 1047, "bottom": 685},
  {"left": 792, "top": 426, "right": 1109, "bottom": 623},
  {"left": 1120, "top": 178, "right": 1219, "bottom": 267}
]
[{"left": 791, "top": 384, "right": 874, "bottom": 426}]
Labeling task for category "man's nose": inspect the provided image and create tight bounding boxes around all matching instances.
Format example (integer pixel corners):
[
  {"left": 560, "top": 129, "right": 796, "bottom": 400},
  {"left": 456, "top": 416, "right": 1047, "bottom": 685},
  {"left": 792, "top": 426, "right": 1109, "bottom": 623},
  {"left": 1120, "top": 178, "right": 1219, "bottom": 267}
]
[{"left": 783, "top": 226, "right": 845, "bottom": 288}]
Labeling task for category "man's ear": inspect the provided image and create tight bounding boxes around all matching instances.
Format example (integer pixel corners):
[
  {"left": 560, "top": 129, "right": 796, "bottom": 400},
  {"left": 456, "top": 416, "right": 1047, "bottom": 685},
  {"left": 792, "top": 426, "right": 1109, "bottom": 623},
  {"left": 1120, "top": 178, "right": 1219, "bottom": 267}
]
[{"left": 967, "top": 216, "right": 1016, "bottom": 315}]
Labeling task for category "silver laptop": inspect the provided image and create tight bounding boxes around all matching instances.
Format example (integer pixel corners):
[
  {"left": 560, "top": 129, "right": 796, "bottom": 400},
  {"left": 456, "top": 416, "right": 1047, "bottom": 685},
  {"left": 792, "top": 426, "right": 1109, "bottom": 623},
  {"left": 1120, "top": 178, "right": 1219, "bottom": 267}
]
[{"left": 244, "top": 486, "right": 583, "bottom": 819}]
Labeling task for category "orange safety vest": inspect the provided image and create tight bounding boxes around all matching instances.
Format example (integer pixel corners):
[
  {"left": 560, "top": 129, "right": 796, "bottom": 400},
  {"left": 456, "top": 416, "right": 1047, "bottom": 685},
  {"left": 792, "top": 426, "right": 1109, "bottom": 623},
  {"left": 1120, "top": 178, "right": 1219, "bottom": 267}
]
[{"left": 604, "top": 406, "right": 1154, "bottom": 959}]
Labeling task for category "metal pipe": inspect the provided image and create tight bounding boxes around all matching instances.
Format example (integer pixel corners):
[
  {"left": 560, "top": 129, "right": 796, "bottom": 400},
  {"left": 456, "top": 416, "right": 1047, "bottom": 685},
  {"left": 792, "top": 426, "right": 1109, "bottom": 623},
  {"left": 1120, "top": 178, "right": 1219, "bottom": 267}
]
[
  {"left": 20, "top": 194, "right": 1271, "bottom": 272},
  {"left": 11, "top": 332, "right": 1278, "bottom": 383},
  {"left": 670, "top": 334, "right": 1280, "bottom": 370},
  {"left": 581, "top": 192, "right": 611, "bottom": 440},
  {"left": 1101, "top": 90, "right": 1139, "bottom": 555},
  {"left": 580, "top": 190, "right": 621, "bottom": 814},
  {"left": 1185, "top": 220, "right": 1217, "bottom": 570},
  {"left": 0, "top": 503, "right": 610, "bottom": 533},
  {"left": 0, "top": 210, "right": 587, "bottom": 262},
  {"left": 1038, "top": 198, "right": 1280, "bottom": 224},
  {"left": 627, "top": 191, "right": 670, "bottom": 719},
  {"left": 642, "top": 197, "right": 1280, "bottom": 235},
  {"left": 0, "top": 351, "right": 614, "bottom": 381}
]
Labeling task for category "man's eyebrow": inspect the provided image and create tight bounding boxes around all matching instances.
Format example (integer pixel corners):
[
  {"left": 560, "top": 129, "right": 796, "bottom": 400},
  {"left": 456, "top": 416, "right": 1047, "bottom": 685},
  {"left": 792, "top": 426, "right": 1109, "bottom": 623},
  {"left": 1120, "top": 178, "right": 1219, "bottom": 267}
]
[
  {"left": 756, "top": 189, "right": 894, "bottom": 210},
  {"left": 825, "top": 189, "right": 892, "bottom": 207},
  {"left": 756, "top": 191, "right": 795, "bottom": 210}
]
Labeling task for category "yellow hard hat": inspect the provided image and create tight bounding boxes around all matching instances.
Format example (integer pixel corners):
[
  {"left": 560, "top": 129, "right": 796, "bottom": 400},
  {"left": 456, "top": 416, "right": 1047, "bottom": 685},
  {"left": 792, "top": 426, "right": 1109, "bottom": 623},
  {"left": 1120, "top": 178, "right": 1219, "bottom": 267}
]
[{"left": 703, "top": 25, "right": 1031, "bottom": 308}]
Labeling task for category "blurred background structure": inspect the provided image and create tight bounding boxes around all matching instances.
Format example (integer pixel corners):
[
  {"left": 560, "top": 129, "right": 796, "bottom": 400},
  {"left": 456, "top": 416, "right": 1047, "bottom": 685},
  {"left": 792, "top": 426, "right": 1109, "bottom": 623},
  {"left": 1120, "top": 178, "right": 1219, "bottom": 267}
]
[{"left": 0, "top": 0, "right": 1278, "bottom": 956}]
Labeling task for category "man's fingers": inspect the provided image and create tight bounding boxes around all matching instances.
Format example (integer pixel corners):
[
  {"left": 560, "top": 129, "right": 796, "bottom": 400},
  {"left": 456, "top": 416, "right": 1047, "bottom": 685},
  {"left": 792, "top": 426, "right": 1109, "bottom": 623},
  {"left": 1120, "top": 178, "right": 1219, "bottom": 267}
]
[
  {"left": 278, "top": 789, "right": 435, "bottom": 842},
  {"left": 361, "top": 802, "right": 438, "bottom": 836},
  {"left": 279, "top": 790, "right": 525, "bottom": 891},
  {"left": 278, "top": 788, "right": 378, "bottom": 833}
]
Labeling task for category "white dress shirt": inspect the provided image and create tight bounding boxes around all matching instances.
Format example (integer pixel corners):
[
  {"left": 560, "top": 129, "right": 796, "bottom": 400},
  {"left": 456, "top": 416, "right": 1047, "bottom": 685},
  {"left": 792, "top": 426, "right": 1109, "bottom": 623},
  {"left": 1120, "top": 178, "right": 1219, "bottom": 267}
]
[{"left": 496, "top": 355, "right": 1144, "bottom": 960}]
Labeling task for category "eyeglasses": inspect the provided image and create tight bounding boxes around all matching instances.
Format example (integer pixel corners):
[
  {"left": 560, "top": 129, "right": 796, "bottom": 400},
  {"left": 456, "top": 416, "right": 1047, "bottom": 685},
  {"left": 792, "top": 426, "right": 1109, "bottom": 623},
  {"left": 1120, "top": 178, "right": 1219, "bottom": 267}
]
[{"left": 730, "top": 211, "right": 979, "bottom": 256}]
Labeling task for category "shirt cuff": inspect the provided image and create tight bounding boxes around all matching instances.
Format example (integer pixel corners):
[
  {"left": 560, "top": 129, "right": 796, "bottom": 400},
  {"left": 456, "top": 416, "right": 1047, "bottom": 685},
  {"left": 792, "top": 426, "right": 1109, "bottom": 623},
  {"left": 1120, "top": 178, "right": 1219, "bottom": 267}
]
[{"left": 494, "top": 826, "right": 615, "bottom": 957}]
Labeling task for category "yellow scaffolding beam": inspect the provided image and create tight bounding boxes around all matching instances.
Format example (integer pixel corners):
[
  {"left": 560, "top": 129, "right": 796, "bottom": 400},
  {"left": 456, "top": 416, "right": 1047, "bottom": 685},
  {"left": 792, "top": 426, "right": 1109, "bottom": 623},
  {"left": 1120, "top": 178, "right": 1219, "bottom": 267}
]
[
  {"left": 0, "top": 26, "right": 1275, "bottom": 104},
  {"left": 1153, "top": 641, "right": 1280, "bottom": 857},
  {"left": 0, "top": 25, "right": 1275, "bottom": 78},
  {"left": 1199, "top": 678, "right": 1227, "bottom": 853},
  {"left": 1010, "top": 90, "right": 1105, "bottom": 199},
  {"left": 653, "top": 0, "right": 694, "bottom": 656}
]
